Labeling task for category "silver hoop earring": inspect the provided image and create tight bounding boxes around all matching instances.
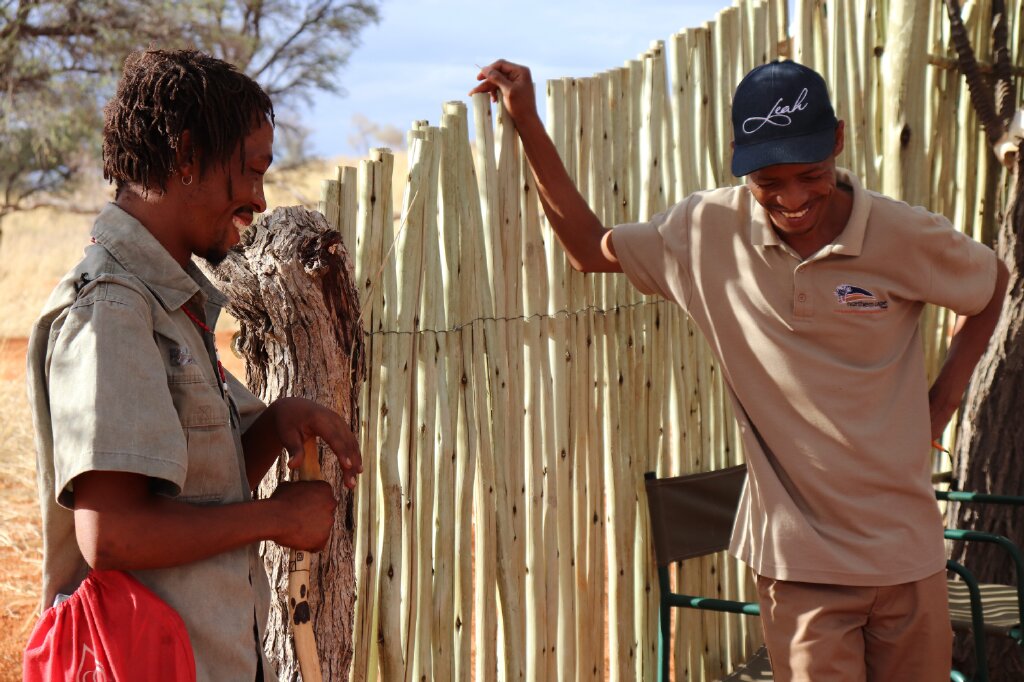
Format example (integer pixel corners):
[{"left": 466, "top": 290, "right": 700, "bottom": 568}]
[{"left": 181, "top": 174, "right": 193, "bottom": 186}]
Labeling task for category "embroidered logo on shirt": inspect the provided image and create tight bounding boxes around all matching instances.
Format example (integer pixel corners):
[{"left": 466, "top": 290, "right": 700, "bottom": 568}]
[
  {"left": 170, "top": 346, "right": 196, "bottom": 367},
  {"left": 834, "top": 284, "right": 889, "bottom": 313}
]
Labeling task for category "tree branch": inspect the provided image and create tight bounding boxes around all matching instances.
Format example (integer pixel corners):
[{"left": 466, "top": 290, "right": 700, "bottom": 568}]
[
  {"left": 248, "top": 1, "right": 330, "bottom": 82},
  {"left": 943, "top": 0, "right": 1004, "bottom": 148}
]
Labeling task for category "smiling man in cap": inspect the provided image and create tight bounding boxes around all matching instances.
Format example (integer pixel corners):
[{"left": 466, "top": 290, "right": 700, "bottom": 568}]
[{"left": 471, "top": 58, "right": 1008, "bottom": 680}]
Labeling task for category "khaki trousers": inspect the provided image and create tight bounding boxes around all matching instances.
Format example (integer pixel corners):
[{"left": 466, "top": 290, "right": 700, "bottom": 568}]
[{"left": 755, "top": 570, "right": 952, "bottom": 681}]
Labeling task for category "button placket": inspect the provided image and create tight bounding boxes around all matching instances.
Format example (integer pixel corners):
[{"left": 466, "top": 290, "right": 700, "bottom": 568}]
[{"left": 793, "top": 262, "right": 814, "bottom": 318}]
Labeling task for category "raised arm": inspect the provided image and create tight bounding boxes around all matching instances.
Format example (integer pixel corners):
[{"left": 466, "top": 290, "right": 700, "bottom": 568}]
[{"left": 470, "top": 59, "right": 621, "bottom": 273}]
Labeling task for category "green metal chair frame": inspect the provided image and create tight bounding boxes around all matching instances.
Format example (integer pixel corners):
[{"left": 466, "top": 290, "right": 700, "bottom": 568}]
[
  {"left": 937, "top": 489, "right": 1024, "bottom": 681},
  {"left": 643, "top": 466, "right": 1020, "bottom": 682},
  {"left": 947, "top": 558, "right": 990, "bottom": 682},
  {"left": 644, "top": 466, "right": 768, "bottom": 682}
]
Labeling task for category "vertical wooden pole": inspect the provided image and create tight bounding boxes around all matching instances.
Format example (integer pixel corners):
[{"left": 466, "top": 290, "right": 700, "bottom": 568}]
[
  {"left": 591, "top": 71, "right": 610, "bottom": 682},
  {"left": 569, "top": 75, "right": 594, "bottom": 682},
  {"left": 432, "top": 107, "right": 462, "bottom": 682},
  {"left": 834, "top": 0, "right": 866, "bottom": 181},
  {"left": 639, "top": 46, "right": 667, "bottom": 222},
  {"left": 773, "top": 0, "right": 788, "bottom": 56},
  {"left": 466, "top": 93, "right": 500, "bottom": 682},
  {"left": 442, "top": 101, "right": 481, "bottom": 682},
  {"left": 793, "top": 0, "right": 827, "bottom": 72},
  {"left": 639, "top": 40, "right": 672, "bottom": 682},
  {"left": 521, "top": 122, "right": 555, "bottom": 681},
  {"left": 352, "top": 147, "right": 394, "bottom": 682},
  {"left": 749, "top": 1, "right": 768, "bottom": 65},
  {"left": 669, "top": 31, "right": 693, "bottom": 199},
  {"left": 377, "top": 134, "right": 432, "bottom": 681},
  {"left": 881, "top": 0, "right": 930, "bottom": 207},
  {"left": 545, "top": 77, "right": 578, "bottom": 682},
  {"left": 621, "top": 54, "right": 654, "bottom": 680},
  {"left": 712, "top": 7, "right": 739, "bottom": 177},
  {"left": 602, "top": 64, "right": 638, "bottom": 682},
  {"left": 495, "top": 98, "right": 528, "bottom": 682},
  {"left": 626, "top": 60, "right": 644, "bottom": 222},
  {"left": 319, "top": 178, "right": 341, "bottom": 232},
  {"left": 656, "top": 43, "right": 677, "bottom": 210},
  {"left": 401, "top": 126, "right": 426, "bottom": 682},
  {"left": 765, "top": 0, "right": 781, "bottom": 61},
  {"left": 338, "top": 166, "right": 358, "bottom": 262},
  {"left": 350, "top": 158, "right": 378, "bottom": 682},
  {"left": 408, "top": 125, "right": 442, "bottom": 682},
  {"left": 693, "top": 26, "right": 717, "bottom": 189},
  {"left": 865, "top": 0, "right": 884, "bottom": 189}
]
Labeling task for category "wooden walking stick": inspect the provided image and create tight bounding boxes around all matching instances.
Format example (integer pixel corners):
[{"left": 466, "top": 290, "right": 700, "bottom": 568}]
[{"left": 289, "top": 437, "right": 324, "bottom": 682}]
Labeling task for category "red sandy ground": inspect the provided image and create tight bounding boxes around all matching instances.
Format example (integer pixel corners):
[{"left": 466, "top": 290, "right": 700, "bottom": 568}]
[{"left": 1, "top": 337, "right": 36, "bottom": 681}]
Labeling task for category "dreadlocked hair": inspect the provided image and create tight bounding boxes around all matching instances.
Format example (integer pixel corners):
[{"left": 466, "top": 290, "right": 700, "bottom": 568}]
[{"left": 102, "top": 49, "right": 274, "bottom": 194}]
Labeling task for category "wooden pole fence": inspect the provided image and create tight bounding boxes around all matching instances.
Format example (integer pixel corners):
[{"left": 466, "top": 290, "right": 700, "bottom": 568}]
[{"left": 295, "top": 0, "right": 1024, "bottom": 678}]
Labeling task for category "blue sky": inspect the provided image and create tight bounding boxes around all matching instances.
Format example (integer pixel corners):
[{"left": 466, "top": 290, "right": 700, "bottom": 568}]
[{"left": 300, "top": 0, "right": 728, "bottom": 157}]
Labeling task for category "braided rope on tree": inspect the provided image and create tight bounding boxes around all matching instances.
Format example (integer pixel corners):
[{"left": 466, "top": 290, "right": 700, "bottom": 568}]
[{"left": 944, "top": 0, "right": 1003, "bottom": 147}]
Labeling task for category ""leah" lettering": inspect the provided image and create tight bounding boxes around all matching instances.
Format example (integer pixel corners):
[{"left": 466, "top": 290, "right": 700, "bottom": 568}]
[{"left": 742, "top": 88, "right": 809, "bottom": 134}]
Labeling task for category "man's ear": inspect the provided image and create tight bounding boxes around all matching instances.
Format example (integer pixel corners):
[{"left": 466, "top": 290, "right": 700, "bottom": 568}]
[
  {"left": 175, "top": 130, "right": 196, "bottom": 180},
  {"left": 833, "top": 120, "right": 845, "bottom": 158}
]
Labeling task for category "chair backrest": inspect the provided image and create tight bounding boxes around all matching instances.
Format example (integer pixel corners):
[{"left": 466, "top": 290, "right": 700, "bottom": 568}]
[{"left": 644, "top": 465, "right": 748, "bottom": 566}]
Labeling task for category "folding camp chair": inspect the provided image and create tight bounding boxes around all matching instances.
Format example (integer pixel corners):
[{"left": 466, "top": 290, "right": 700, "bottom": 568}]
[
  {"left": 644, "top": 465, "right": 1013, "bottom": 682},
  {"left": 937, "top": 488, "right": 1024, "bottom": 682},
  {"left": 644, "top": 466, "right": 770, "bottom": 682}
]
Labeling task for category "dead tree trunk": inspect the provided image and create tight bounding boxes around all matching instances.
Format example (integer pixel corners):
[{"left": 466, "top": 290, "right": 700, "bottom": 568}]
[
  {"left": 940, "top": 2, "right": 1024, "bottom": 676},
  {"left": 948, "top": 152, "right": 1024, "bottom": 680},
  {"left": 208, "top": 206, "right": 365, "bottom": 682}
]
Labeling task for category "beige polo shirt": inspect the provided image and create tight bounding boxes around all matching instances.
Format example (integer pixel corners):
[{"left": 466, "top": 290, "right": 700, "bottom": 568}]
[
  {"left": 27, "top": 204, "right": 277, "bottom": 681},
  {"left": 614, "top": 169, "right": 996, "bottom": 586}
]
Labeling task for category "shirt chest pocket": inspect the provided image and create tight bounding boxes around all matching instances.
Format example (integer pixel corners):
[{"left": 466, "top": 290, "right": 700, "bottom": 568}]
[{"left": 167, "top": 365, "right": 243, "bottom": 503}]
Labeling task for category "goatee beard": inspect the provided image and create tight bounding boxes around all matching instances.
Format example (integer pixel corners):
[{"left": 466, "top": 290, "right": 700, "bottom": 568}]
[{"left": 201, "top": 248, "right": 228, "bottom": 266}]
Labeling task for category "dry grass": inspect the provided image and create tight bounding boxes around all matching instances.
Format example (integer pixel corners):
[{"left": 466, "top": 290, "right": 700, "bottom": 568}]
[
  {"left": 0, "top": 152, "right": 406, "bottom": 680},
  {"left": 0, "top": 340, "right": 41, "bottom": 681},
  {"left": 0, "top": 208, "right": 97, "bottom": 339}
]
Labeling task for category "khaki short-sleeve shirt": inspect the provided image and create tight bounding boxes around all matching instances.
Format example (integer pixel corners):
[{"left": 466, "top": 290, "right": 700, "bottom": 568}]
[
  {"left": 27, "top": 204, "right": 276, "bottom": 681},
  {"left": 613, "top": 169, "right": 997, "bottom": 585}
]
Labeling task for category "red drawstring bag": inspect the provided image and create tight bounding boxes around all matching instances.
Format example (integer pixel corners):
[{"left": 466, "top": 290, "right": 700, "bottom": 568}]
[{"left": 23, "top": 569, "right": 195, "bottom": 681}]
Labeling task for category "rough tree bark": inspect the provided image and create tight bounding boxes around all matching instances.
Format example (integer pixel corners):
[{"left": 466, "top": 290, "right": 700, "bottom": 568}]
[
  {"left": 207, "top": 206, "right": 365, "bottom": 682},
  {"left": 948, "top": 150, "right": 1024, "bottom": 680},
  {"left": 940, "top": 1, "right": 1023, "bottom": 676}
]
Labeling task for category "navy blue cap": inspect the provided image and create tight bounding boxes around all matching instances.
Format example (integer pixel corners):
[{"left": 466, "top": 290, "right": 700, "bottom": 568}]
[{"left": 730, "top": 60, "right": 838, "bottom": 177}]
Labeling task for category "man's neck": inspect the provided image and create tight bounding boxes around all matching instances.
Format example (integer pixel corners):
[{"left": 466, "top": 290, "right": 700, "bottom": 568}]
[{"left": 115, "top": 189, "right": 192, "bottom": 268}]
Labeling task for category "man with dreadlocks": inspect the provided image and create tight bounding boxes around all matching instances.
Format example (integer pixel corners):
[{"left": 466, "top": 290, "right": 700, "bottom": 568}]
[{"left": 26, "top": 49, "right": 361, "bottom": 681}]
